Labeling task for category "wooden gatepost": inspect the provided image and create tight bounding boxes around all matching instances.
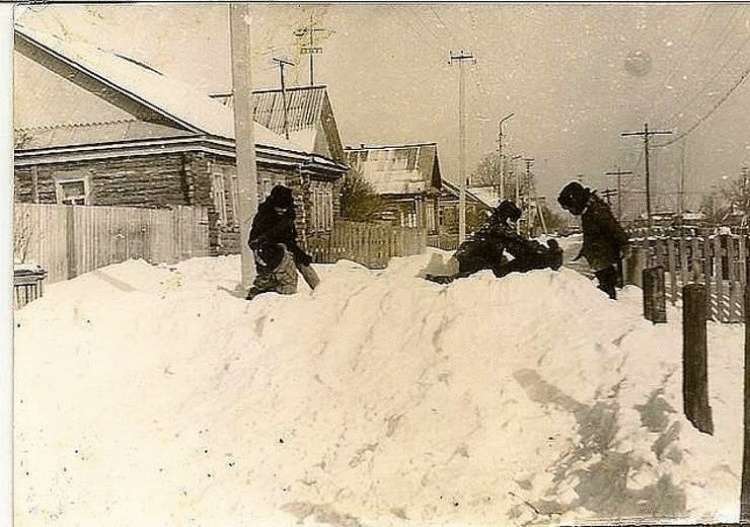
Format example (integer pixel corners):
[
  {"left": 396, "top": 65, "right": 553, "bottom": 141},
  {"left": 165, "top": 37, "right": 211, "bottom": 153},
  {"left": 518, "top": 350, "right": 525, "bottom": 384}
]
[
  {"left": 741, "top": 256, "right": 750, "bottom": 522},
  {"left": 643, "top": 266, "right": 667, "bottom": 323},
  {"left": 682, "top": 283, "right": 714, "bottom": 435}
]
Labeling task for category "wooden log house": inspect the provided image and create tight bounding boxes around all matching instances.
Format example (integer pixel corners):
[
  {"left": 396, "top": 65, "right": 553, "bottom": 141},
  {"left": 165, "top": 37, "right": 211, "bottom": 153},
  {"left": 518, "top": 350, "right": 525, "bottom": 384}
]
[{"left": 13, "top": 24, "right": 348, "bottom": 256}]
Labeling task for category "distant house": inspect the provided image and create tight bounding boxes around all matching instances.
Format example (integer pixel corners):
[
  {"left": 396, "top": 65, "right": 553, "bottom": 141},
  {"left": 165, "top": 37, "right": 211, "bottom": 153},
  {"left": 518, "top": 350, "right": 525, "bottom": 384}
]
[
  {"left": 210, "top": 85, "right": 345, "bottom": 164},
  {"left": 344, "top": 143, "right": 442, "bottom": 232},
  {"left": 13, "top": 25, "right": 347, "bottom": 256}
]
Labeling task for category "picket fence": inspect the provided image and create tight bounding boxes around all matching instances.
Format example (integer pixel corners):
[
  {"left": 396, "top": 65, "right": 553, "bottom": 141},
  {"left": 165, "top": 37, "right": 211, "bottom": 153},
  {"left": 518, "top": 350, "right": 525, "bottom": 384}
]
[
  {"left": 14, "top": 203, "right": 210, "bottom": 285},
  {"left": 629, "top": 234, "right": 749, "bottom": 323},
  {"left": 427, "top": 233, "right": 460, "bottom": 252},
  {"left": 307, "top": 220, "right": 427, "bottom": 269}
]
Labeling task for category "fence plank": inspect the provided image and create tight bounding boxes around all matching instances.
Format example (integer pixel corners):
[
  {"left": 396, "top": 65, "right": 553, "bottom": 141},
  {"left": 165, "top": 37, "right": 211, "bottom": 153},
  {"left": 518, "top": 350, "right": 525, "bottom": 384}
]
[
  {"left": 679, "top": 236, "right": 689, "bottom": 288},
  {"left": 729, "top": 237, "right": 741, "bottom": 323},
  {"left": 742, "top": 236, "right": 748, "bottom": 320},
  {"left": 704, "top": 237, "right": 714, "bottom": 320},
  {"left": 691, "top": 237, "right": 701, "bottom": 283},
  {"left": 13, "top": 204, "right": 210, "bottom": 285},
  {"left": 667, "top": 239, "right": 678, "bottom": 305},
  {"left": 742, "top": 236, "right": 748, "bottom": 286},
  {"left": 715, "top": 236, "right": 726, "bottom": 322}
]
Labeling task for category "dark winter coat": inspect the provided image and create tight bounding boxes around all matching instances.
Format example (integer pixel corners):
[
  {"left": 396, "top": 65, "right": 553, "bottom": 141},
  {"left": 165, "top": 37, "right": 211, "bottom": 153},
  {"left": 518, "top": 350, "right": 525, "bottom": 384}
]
[
  {"left": 248, "top": 202, "right": 311, "bottom": 268},
  {"left": 576, "top": 194, "right": 630, "bottom": 271},
  {"left": 455, "top": 215, "right": 559, "bottom": 277}
]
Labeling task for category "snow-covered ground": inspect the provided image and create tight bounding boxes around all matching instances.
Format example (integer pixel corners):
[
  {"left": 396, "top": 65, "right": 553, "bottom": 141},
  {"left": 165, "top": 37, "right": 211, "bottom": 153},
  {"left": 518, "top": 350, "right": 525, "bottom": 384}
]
[{"left": 14, "top": 250, "right": 744, "bottom": 526}]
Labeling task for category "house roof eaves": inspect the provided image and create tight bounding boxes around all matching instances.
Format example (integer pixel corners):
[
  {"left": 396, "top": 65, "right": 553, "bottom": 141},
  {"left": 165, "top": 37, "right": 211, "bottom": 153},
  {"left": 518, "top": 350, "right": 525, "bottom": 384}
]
[{"left": 14, "top": 135, "right": 346, "bottom": 177}]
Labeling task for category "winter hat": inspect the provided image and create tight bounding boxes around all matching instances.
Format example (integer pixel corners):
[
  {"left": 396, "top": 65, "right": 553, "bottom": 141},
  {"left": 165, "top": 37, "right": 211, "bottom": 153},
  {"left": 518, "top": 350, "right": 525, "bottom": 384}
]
[
  {"left": 494, "top": 200, "right": 522, "bottom": 223},
  {"left": 268, "top": 185, "right": 294, "bottom": 209},
  {"left": 557, "top": 181, "right": 590, "bottom": 212}
]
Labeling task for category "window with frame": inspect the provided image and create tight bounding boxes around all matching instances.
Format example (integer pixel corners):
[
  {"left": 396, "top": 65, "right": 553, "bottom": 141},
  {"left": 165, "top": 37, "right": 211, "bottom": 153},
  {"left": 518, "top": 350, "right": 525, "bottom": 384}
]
[
  {"left": 325, "top": 188, "right": 333, "bottom": 230},
  {"left": 310, "top": 184, "right": 334, "bottom": 233},
  {"left": 55, "top": 178, "right": 88, "bottom": 205},
  {"left": 408, "top": 211, "right": 417, "bottom": 228},
  {"left": 212, "top": 173, "right": 228, "bottom": 225},
  {"left": 426, "top": 201, "right": 436, "bottom": 232}
]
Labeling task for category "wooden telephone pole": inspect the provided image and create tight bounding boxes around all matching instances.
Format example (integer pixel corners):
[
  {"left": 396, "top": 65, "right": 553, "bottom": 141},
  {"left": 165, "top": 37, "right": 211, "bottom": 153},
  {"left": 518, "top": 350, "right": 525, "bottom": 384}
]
[
  {"left": 450, "top": 50, "right": 475, "bottom": 244},
  {"left": 621, "top": 123, "right": 672, "bottom": 229},
  {"left": 229, "top": 4, "right": 259, "bottom": 290},
  {"left": 601, "top": 188, "right": 618, "bottom": 207},
  {"left": 497, "top": 112, "right": 514, "bottom": 202},
  {"left": 523, "top": 158, "right": 535, "bottom": 236},
  {"left": 604, "top": 166, "right": 633, "bottom": 220}
]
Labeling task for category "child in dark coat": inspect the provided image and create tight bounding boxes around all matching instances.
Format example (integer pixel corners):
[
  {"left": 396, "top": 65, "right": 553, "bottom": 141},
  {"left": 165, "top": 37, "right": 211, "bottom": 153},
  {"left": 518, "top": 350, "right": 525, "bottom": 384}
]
[
  {"left": 246, "top": 185, "right": 316, "bottom": 299},
  {"left": 557, "top": 181, "right": 630, "bottom": 299},
  {"left": 426, "top": 201, "right": 563, "bottom": 283}
]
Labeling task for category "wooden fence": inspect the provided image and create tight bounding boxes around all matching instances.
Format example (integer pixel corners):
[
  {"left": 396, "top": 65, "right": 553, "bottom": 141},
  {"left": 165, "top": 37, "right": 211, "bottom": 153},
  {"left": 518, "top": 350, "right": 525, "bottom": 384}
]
[
  {"left": 427, "top": 233, "right": 460, "bottom": 252},
  {"left": 629, "top": 234, "right": 748, "bottom": 323},
  {"left": 307, "top": 220, "right": 427, "bottom": 269},
  {"left": 14, "top": 203, "right": 210, "bottom": 285}
]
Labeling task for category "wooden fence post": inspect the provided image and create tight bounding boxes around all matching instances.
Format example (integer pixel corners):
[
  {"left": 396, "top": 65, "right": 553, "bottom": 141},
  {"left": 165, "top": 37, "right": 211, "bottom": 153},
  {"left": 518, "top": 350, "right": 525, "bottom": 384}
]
[
  {"left": 704, "top": 236, "right": 714, "bottom": 320},
  {"left": 679, "top": 236, "right": 689, "bottom": 289},
  {"left": 682, "top": 283, "right": 714, "bottom": 435},
  {"left": 625, "top": 246, "right": 646, "bottom": 287},
  {"left": 728, "top": 236, "right": 741, "bottom": 323},
  {"left": 667, "top": 239, "right": 678, "bottom": 305},
  {"left": 742, "top": 278, "right": 750, "bottom": 522},
  {"left": 643, "top": 266, "right": 667, "bottom": 323},
  {"left": 715, "top": 235, "right": 726, "bottom": 322}
]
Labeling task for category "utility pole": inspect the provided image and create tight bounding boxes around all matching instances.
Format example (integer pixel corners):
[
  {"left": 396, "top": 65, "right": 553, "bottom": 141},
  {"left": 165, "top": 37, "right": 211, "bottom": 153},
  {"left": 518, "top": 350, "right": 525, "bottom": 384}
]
[
  {"left": 229, "top": 4, "right": 259, "bottom": 290},
  {"left": 272, "top": 57, "right": 295, "bottom": 140},
  {"left": 510, "top": 154, "right": 522, "bottom": 231},
  {"left": 621, "top": 123, "right": 673, "bottom": 229},
  {"left": 601, "top": 188, "right": 618, "bottom": 207},
  {"left": 523, "top": 158, "right": 535, "bottom": 237},
  {"left": 294, "top": 13, "right": 327, "bottom": 86},
  {"left": 604, "top": 166, "right": 633, "bottom": 221},
  {"left": 742, "top": 166, "right": 750, "bottom": 229},
  {"left": 450, "top": 50, "right": 475, "bottom": 244},
  {"left": 679, "top": 139, "right": 687, "bottom": 221},
  {"left": 497, "top": 112, "right": 515, "bottom": 202}
]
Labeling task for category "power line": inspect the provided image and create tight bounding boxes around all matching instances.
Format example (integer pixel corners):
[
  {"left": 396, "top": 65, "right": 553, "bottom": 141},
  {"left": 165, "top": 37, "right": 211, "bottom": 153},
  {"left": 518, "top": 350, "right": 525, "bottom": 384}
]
[
  {"left": 621, "top": 124, "right": 673, "bottom": 227},
  {"left": 664, "top": 30, "right": 750, "bottom": 128},
  {"left": 408, "top": 7, "right": 443, "bottom": 45},
  {"left": 647, "top": 7, "right": 743, "bottom": 128},
  {"left": 647, "top": 5, "right": 714, "bottom": 120},
  {"left": 655, "top": 64, "right": 750, "bottom": 148}
]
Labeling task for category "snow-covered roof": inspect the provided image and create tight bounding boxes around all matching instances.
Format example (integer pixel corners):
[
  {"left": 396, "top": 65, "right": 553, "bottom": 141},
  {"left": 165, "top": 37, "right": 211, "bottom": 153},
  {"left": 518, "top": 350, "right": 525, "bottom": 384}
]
[
  {"left": 14, "top": 24, "right": 307, "bottom": 154},
  {"left": 467, "top": 185, "right": 500, "bottom": 209},
  {"left": 210, "top": 85, "right": 345, "bottom": 162},
  {"left": 440, "top": 179, "right": 490, "bottom": 208},
  {"left": 16, "top": 120, "right": 195, "bottom": 149},
  {"left": 344, "top": 143, "right": 441, "bottom": 195}
]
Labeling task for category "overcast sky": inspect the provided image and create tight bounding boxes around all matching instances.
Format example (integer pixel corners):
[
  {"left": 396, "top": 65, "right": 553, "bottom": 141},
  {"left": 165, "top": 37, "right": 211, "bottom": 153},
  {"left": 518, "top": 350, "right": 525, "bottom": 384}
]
[{"left": 15, "top": 2, "right": 750, "bottom": 215}]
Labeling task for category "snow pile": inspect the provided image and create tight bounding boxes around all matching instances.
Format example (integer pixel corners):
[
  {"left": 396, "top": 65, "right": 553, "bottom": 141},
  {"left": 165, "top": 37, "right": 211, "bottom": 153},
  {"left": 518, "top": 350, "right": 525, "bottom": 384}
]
[{"left": 13, "top": 252, "right": 743, "bottom": 526}]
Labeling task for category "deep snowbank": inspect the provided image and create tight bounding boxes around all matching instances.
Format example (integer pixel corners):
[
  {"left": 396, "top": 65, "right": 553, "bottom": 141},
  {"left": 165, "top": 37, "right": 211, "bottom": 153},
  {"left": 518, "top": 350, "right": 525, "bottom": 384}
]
[{"left": 14, "top": 252, "right": 743, "bottom": 526}]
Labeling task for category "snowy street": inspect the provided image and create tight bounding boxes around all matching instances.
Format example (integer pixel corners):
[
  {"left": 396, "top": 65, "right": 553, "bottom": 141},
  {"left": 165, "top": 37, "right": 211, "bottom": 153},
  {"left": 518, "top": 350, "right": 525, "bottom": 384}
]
[{"left": 13, "top": 251, "right": 744, "bottom": 526}]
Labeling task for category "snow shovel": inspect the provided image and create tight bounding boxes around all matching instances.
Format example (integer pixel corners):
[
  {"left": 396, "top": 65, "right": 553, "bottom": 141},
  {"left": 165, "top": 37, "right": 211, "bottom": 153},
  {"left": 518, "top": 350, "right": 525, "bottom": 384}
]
[{"left": 297, "top": 262, "right": 321, "bottom": 290}]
